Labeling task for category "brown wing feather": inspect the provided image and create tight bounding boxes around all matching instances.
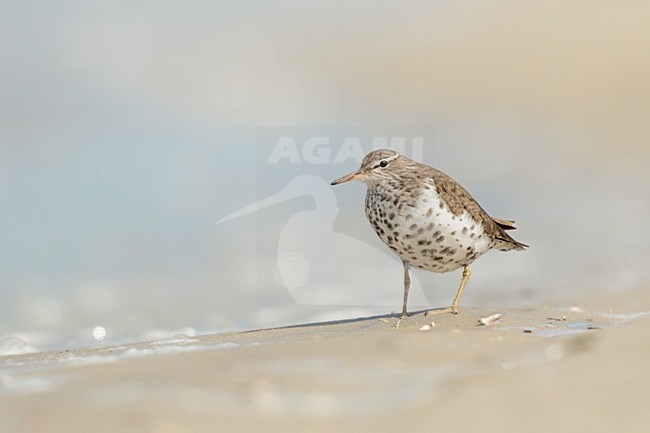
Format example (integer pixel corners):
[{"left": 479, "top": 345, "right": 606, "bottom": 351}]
[
  {"left": 424, "top": 165, "right": 527, "bottom": 250},
  {"left": 492, "top": 217, "right": 517, "bottom": 231}
]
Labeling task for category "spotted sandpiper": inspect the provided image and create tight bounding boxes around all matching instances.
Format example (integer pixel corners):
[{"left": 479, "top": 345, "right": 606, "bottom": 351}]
[{"left": 331, "top": 149, "right": 527, "bottom": 318}]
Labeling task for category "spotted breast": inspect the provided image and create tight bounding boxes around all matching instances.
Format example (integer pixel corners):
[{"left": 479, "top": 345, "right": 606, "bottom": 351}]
[{"left": 365, "top": 177, "right": 493, "bottom": 273}]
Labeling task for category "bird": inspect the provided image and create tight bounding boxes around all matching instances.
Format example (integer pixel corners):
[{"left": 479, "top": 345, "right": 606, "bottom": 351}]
[{"left": 331, "top": 149, "right": 528, "bottom": 319}]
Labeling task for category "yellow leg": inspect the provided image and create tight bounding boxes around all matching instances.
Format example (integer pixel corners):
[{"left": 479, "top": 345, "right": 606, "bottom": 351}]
[
  {"left": 401, "top": 261, "right": 411, "bottom": 319},
  {"left": 425, "top": 265, "right": 472, "bottom": 316},
  {"left": 450, "top": 265, "right": 472, "bottom": 314}
]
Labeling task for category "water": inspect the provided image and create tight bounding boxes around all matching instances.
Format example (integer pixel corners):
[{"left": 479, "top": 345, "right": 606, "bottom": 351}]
[
  {"left": 0, "top": 338, "right": 244, "bottom": 395},
  {"left": 0, "top": 337, "right": 39, "bottom": 357}
]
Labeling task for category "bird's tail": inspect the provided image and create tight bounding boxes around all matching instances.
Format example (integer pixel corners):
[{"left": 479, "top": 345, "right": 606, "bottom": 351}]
[{"left": 492, "top": 217, "right": 528, "bottom": 251}]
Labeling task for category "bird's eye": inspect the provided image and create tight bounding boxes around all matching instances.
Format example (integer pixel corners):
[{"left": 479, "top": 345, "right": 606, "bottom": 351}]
[{"left": 378, "top": 160, "right": 389, "bottom": 168}]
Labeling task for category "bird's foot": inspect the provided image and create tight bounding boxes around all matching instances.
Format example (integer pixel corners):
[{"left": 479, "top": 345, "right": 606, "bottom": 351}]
[
  {"left": 401, "top": 311, "right": 409, "bottom": 320},
  {"left": 425, "top": 306, "right": 459, "bottom": 316}
]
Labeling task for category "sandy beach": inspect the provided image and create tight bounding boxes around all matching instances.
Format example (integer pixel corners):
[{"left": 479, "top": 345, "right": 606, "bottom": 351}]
[{"left": 2, "top": 286, "right": 649, "bottom": 433}]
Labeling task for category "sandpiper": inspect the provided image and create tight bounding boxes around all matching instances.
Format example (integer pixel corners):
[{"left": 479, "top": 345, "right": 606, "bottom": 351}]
[{"left": 331, "top": 149, "right": 527, "bottom": 318}]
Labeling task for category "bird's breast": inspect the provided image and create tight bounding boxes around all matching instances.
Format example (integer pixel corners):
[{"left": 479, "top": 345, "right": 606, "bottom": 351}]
[{"left": 365, "top": 182, "right": 493, "bottom": 273}]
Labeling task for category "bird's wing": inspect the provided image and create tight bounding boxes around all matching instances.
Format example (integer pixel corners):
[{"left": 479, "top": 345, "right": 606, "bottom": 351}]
[
  {"left": 426, "top": 166, "right": 527, "bottom": 250},
  {"left": 429, "top": 169, "right": 496, "bottom": 229},
  {"left": 492, "top": 217, "right": 517, "bottom": 230}
]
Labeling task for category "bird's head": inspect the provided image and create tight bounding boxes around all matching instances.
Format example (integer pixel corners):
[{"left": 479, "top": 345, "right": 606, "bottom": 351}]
[{"left": 331, "top": 149, "right": 406, "bottom": 187}]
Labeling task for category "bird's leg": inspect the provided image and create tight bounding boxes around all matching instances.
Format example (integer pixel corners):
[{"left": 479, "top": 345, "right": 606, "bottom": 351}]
[
  {"left": 401, "top": 261, "right": 411, "bottom": 319},
  {"left": 425, "top": 265, "right": 472, "bottom": 316},
  {"left": 450, "top": 265, "right": 472, "bottom": 314}
]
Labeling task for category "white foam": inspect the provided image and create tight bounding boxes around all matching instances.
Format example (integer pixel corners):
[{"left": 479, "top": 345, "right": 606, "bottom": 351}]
[
  {"left": 151, "top": 334, "right": 200, "bottom": 346},
  {"left": 0, "top": 337, "right": 39, "bottom": 357},
  {"left": 602, "top": 311, "right": 650, "bottom": 324}
]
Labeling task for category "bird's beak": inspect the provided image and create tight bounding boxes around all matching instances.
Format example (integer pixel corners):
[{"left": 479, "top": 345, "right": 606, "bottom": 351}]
[{"left": 331, "top": 170, "right": 362, "bottom": 186}]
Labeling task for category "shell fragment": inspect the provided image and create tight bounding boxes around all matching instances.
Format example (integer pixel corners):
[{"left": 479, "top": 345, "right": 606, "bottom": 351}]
[{"left": 479, "top": 313, "right": 503, "bottom": 326}]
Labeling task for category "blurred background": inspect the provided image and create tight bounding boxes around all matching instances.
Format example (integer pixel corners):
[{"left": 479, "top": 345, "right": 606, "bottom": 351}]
[{"left": 1, "top": 1, "right": 649, "bottom": 351}]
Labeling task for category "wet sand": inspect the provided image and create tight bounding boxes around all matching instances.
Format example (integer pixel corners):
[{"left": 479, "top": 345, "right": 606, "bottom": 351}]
[{"left": 2, "top": 287, "right": 650, "bottom": 433}]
